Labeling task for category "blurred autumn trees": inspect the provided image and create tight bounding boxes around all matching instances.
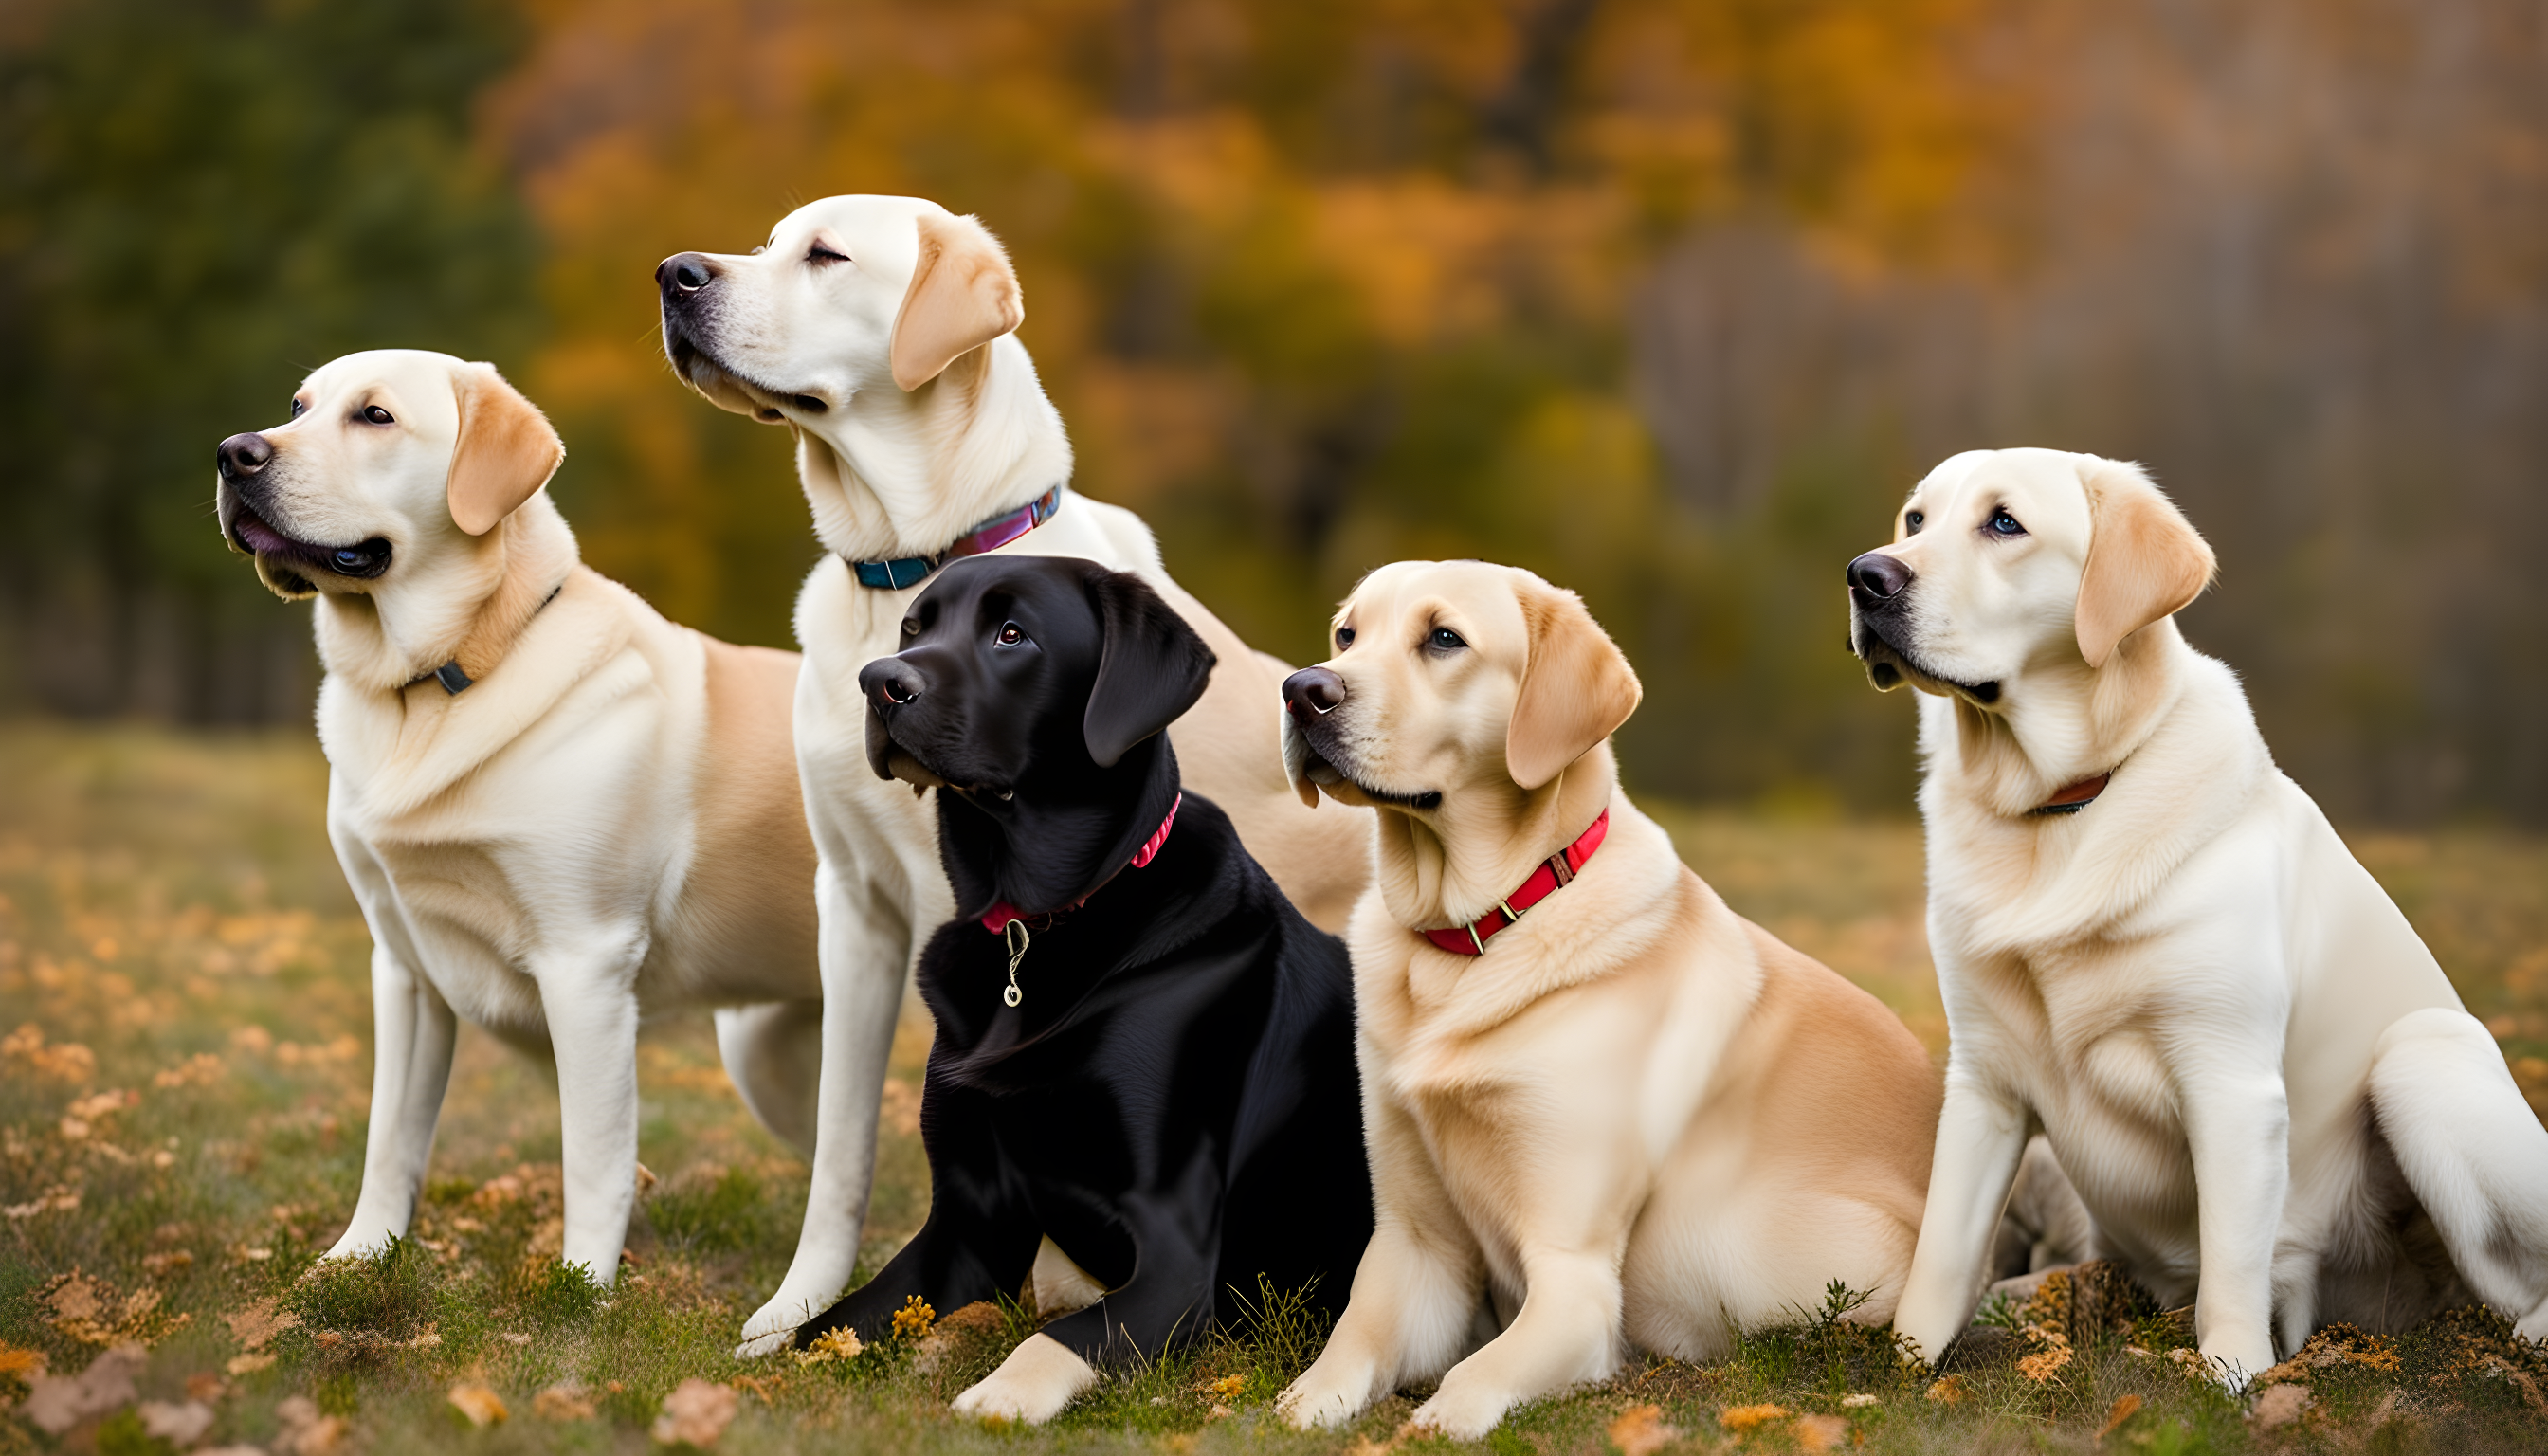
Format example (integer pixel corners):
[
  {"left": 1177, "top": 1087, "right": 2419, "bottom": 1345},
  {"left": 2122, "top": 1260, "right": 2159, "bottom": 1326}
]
[{"left": 4, "top": 0, "right": 2544, "bottom": 822}]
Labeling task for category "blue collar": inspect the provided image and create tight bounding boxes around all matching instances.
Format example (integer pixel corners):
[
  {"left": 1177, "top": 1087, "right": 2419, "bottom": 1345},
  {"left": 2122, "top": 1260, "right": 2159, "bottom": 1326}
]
[{"left": 846, "top": 484, "right": 1065, "bottom": 591}]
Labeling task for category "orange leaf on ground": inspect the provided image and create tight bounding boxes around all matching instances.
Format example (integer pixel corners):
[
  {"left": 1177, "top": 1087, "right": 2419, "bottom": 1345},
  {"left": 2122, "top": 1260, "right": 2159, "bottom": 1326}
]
[
  {"left": 1795, "top": 1413, "right": 1850, "bottom": 1451},
  {"left": 2096, "top": 1392, "right": 2143, "bottom": 1444},
  {"left": 449, "top": 1382, "right": 510, "bottom": 1427},
  {"left": 1925, "top": 1374, "right": 1972, "bottom": 1404},
  {"left": 653, "top": 1378, "right": 740, "bottom": 1447},
  {"left": 1610, "top": 1402, "right": 1678, "bottom": 1454},
  {"left": 1720, "top": 1402, "right": 1791, "bottom": 1430}
]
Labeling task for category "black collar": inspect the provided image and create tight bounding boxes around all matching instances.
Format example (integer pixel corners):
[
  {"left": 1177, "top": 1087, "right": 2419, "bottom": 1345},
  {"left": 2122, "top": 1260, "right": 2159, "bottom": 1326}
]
[{"left": 405, "top": 583, "right": 564, "bottom": 696}]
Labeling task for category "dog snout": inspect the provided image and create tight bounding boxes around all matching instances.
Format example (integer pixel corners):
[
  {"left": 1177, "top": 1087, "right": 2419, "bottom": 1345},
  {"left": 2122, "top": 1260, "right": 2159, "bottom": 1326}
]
[
  {"left": 859, "top": 657, "right": 926, "bottom": 708},
  {"left": 217, "top": 432, "right": 274, "bottom": 481},
  {"left": 657, "top": 253, "right": 719, "bottom": 296},
  {"left": 1283, "top": 666, "right": 1346, "bottom": 721},
  {"left": 1847, "top": 552, "right": 1914, "bottom": 610}
]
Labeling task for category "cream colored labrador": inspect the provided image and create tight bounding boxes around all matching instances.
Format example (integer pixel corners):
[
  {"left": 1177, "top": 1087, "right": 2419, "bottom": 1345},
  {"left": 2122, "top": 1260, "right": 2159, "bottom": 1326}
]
[
  {"left": 1271, "top": 561, "right": 1940, "bottom": 1440},
  {"left": 212, "top": 350, "right": 820, "bottom": 1282},
  {"left": 655, "top": 194, "right": 1372, "bottom": 1358},
  {"left": 1848, "top": 447, "right": 2548, "bottom": 1384}
]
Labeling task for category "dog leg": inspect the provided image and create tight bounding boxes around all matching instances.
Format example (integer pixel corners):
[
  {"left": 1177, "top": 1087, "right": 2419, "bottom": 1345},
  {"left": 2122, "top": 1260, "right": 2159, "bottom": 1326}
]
[
  {"left": 740, "top": 861, "right": 909, "bottom": 1356},
  {"left": 1409, "top": 1247, "right": 1622, "bottom": 1441},
  {"left": 538, "top": 960, "right": 645, "bottom": 1283},
  {"left": 2180, "top": 1065, "right": 2291, "bottom": 1386},
  {"left": 1892, "top": 1074, "right": 2031, "bottom": 1366},
  {"left": 325, "top": 945, "right": 457, "bottom": 1261},
  {"left": 1281, "top": 1092, "right": 1486, "bottom": 1430},
  {"left": 952, "top": 1334, "right": 1098, "bottom": 1424},
  {"left": 715, "top": 999, "right": 823, "bottom": 1160},
  {"left": 2369, "top": 1007, "right": 2548, "bottom": 1338}
]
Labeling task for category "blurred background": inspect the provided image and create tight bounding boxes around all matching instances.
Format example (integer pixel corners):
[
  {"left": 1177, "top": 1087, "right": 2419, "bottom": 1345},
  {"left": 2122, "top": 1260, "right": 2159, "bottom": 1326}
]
[{"left": 4, "top": 0, "right": 2544, "bottom": 823}]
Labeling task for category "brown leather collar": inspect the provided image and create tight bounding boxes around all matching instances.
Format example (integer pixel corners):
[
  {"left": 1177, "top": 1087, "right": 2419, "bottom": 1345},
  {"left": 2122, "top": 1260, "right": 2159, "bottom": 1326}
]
[{"left": 2033, "top": 772, "right": 2112, "bottom": 816}]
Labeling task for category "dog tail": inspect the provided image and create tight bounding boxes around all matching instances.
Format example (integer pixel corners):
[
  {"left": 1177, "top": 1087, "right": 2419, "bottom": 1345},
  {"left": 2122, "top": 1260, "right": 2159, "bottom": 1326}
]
[{"left": 2368, "top": 1006, "right": 2548, "bottom": 1338}]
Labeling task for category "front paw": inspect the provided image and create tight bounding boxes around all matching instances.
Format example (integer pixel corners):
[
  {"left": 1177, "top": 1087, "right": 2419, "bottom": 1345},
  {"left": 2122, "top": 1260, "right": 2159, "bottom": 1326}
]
[
  {"left": 736, "top": 1291, "right": 827, "bottom": 1361},
  {"left": 951, "top": 1333, "right": 1096, "bottom": 1425},
  {"left": 318, "top": 1227, "right": 397, "bottom": 1264},
  {"left": 1276, "top": 1363, "right": 1372, "bottom": 1430},
  {"left": 1407, "top": 1380, "right": 1513, "bottom": 1443}
]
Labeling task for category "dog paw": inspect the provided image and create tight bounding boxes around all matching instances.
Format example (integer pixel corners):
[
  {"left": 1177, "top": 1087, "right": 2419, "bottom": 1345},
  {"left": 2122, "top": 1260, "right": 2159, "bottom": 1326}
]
[
  {"left": 1274, "top": 1374, "right": 1363, "bottom": 1431},
  {"left": 951, "top": 1334, "right": 1096, "bottom": 1425},
  {"left": 733, "top": 1327, "right": 794, "bottom": 1361},
  {"left": 1407, "top": 1385, "right": 1511, "bottom": 1443}
]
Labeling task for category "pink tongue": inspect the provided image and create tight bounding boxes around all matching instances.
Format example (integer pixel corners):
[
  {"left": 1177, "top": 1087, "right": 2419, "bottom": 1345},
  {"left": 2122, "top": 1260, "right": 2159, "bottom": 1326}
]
[{"left": 234, "top": 514, "right": 291, "bottom": 554}]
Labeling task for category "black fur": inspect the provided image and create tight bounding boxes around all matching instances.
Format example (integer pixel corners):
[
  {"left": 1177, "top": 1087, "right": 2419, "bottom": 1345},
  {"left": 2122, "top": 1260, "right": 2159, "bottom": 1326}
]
[{"left": 795, "top": 554, "right": 1373, "bottom": 1364}]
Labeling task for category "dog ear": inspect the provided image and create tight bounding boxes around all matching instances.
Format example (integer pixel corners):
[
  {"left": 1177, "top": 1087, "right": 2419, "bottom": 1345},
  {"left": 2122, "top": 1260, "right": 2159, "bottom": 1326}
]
[
  {"left": 1083, "top": 569, "right": 1217, "bottom": 769},
  {"left": 890, "top": 212, "right": 1025, "bottom": 391},
  {"left": 2074, "top": 459, "right": 2216, "bottom": 669},
  {"left": 446, "top": 363, "right": 565, "bottom": 536},
  {"left": 1506, "top": 576, "right": 1643, "bottom": 791}
]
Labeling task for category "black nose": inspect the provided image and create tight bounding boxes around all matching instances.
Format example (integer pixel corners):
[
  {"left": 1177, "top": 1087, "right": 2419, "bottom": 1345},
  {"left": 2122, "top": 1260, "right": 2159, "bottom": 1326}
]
[
  {"left": 217, "top": 432, "right": 274, "bottom": 480},
  {"left": 859, "top": 657, "right": 925, "bottom": 708},
  {"left": 1847, "top": 552, "right": 1914, "bottom": 610},
  {"left": 657, "top": 253, "right": 717, "bottom": 295},
  {"left": 1283, "top": 666, "right": 1346, "bottom": 720}
]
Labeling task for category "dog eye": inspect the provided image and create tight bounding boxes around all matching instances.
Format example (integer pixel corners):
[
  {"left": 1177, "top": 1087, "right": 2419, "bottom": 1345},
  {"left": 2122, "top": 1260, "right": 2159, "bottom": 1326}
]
[
  {"left": 1904, "top": 510, "right": 1924, "bottom": 535},
  {"left": 901, "top": 617, "right": 919, "bottom": 637},
  {"left": 289, "top": 397, "right": 307, "bottom": 419},
  {"left": 995, "top": 622, "right": 1028, "bottom": 647},
  {"left": 360, "top": 406, "right": 394, "bottom": 426},
  {"left": 808, "top": 242, "right": 848, "bottom": 264},
  {"left": 1987, "top": 507, "right": 2028, "bottom": 537},
  {"left": 1335, "top": 626, "right": 1356, "bottom": 650},
  {"left": 1427, "top": 628, "right": 1466, "bottom": 652}
]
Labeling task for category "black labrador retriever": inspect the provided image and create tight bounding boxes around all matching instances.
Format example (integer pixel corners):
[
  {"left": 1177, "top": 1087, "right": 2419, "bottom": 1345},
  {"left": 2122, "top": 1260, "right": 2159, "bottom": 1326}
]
[{"left": 792, "top": 553, "right": 1373, "bottom": 1422}]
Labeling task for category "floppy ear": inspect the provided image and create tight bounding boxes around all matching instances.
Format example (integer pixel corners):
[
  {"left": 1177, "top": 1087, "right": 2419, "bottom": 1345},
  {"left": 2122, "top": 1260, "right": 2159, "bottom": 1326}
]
[
  {"left": 1083, "top": 569, "right": 1217, "bottom": 769},
  {"left": 2074, "top": 459, "right": 2216, "bottom": 669},
  {"left": 890, "top": 212, "right": 1025, "bottom": 391},
  {"left": 446, "top": 363, "right": 565, "bottom": 536},
  {"left": 1506, "top": 576, "right": 1643, "bottom": 791}
]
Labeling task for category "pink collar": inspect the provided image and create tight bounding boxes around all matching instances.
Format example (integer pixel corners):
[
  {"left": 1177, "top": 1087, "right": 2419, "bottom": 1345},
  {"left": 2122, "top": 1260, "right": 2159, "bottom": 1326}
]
[
  {"left": 980, "top": 793, "right": 1182, "bottom": 934},
  {"left": 1420, "top": 807, "right": 1609, "bottom": 956}
]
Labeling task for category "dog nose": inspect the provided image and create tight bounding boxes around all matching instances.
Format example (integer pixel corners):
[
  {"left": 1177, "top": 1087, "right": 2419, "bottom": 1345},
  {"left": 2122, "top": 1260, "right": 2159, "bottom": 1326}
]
[
  {"left": 1283, "top": 666, "right": 1346, "bottom": 720},
  {"left": 1847, "top": 552, "right": 1914, "bottom": 609},
  {"left": 657, "top": 253, "right": 718, "bottom": 295},
  {"left": 858, "top": 658, "right": 925, "bottom": 708},
  {"left": 217, "top": 432, "right": 274, "bottom": 480}
]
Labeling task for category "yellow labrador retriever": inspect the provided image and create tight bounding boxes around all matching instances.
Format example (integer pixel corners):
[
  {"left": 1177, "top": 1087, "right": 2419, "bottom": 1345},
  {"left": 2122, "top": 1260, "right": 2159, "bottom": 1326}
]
[
  {"left": 656, "top": 195, "right": 1373, "bottom": 1353},
  {"left": 1272, "top": 561, "right": 1939, "bottom": 1439},
  {"left": 1849, "top": 448, "right": 2548, "bottom": 1384},
  {"left": 213, "top": 350, "right": 819, "bottom": 1283}
]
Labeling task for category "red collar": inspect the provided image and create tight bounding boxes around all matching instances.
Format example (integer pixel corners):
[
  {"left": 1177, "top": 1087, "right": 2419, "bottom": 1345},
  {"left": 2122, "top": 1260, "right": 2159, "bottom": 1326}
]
[
  {"left": 2032, "top": 772, "right": 2111, "bottom": 816},
  {"left": 1421, "top": 807, "right": 1610, "bottom": 956},
  {"left": 980, "top": 793, "right": 1181, "bottom": 934}
]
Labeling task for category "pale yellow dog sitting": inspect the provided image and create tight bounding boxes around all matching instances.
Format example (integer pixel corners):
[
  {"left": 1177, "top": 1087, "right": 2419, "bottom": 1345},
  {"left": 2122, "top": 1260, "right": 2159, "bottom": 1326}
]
[{"left": 1273, "top": 561, "right": 1941, "bottom": 1440}]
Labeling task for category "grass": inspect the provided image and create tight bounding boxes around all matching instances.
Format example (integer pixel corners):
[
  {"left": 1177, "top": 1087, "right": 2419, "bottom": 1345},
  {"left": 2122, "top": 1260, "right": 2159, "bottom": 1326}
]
[{"left": 3, "top": 720, "right": 2546, "bottom": 1454}]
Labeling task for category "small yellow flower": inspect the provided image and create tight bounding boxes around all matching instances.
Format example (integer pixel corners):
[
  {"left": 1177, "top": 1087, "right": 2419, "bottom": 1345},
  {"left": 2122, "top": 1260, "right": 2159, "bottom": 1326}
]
[
  {"left": 793, "top": 1326, "right": 864, "bottom": 1365},
  {"left": 1207, "top": 1374, "right": 1247, "bottom": 1398},
  {"left": 891, "top": 1295, "right": 936, "bottom": 1340},
  {"left": 2017, "top": 1345, "right": 2074, "bottom": 1381}
]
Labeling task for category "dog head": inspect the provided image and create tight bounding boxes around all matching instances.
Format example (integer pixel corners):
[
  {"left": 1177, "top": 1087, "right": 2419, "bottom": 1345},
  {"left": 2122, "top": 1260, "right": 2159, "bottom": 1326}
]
[
  {"left": 1846, "top": 449, "right": 2215, "bottom": 707},
  {"left": 858, "top": 554, "right": 1216, "bottom": 803},
  {"left": 213, "top": 350, "right": 565, "bottom": 602},
  {"left": 656, "top": 195, "right": 1025, "bottom": 425},
  {"left": 1281, "top": 561, "right": 1642, "bottom": 819}
]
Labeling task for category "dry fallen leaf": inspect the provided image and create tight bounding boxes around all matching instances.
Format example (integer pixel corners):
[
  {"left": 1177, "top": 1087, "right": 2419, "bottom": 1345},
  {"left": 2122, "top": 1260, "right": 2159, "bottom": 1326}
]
[
  {"left": 2249, "top": 1383, "right": 2310, "bottom": 1432},
  {"left": 226, "top": 1352, "right": 276, "bottom": 1374},
  {"left": 653, "top": 1379, "right": 740, "bottom": 1447},
  {"left": 1610, "top": 1402, "right": 1679, "bottom": 1454},
  {"left": 449, "top": 1382, "right": 510, "bottom": 1427},
  {"left": 139, "top": 1398, "right": 217, "bottom": 1445},
  {"left": 1840, "top": 1392, "right": 1879, "bottom": 1408},
  {"left": 2018, "top": 1345, "right": 2075, "bottom": 1381},
  {"left": 278, "top": 1393, "right": 349, "bottom": 1454},
  {"left": 2096, "top": 1392, "right": 2143, "bottom": 1444},
  {"left": 534, "top": 1383, "right": 598, "bottom": 1420},
  {"left": 1924, "top": 1374, "right": 1971, "bottom": 1404},
  {"left": 226, "top": 1297, "right": 300, "bottom": 1351},
  {"left": 0, "top": 1340, "right": 43, "bottom": 1380},
  {"left": 1794, "top": 1413, "right": 1850, "bottom": 1452},
  {"left": 1720, "top": 1401, "right": 1791, "bottom": 1431},
  {"left": 20, "top": 1344, "right": 147, "bottom": 1434}
]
